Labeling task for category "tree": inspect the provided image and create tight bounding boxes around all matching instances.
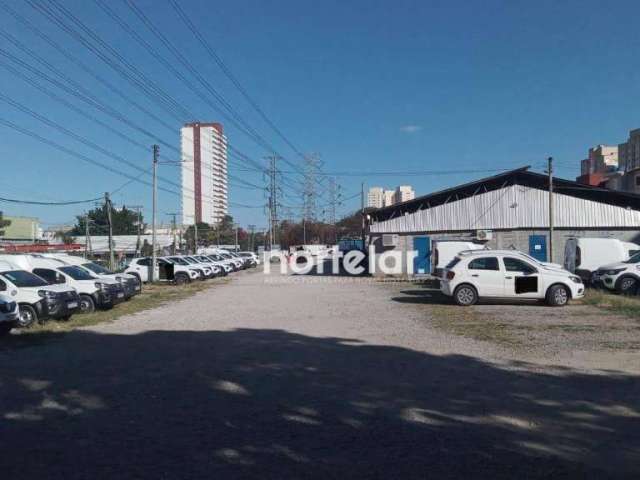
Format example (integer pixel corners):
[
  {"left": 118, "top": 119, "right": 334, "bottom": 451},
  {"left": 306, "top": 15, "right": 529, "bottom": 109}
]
[
  {"left": 70, "top": 205, "right": 143, "bottom": 236},
  {"left": 0, "top": 211, "right": 10, "bottom": 237},
  {"left": 54, "top": 229, "right": 76, "bottom": 245}
]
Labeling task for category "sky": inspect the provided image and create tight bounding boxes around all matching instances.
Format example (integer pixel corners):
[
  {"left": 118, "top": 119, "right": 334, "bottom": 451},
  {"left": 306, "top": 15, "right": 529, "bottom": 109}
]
[{"left": 1, "top": 0, "right": 640, "bottom": 232}]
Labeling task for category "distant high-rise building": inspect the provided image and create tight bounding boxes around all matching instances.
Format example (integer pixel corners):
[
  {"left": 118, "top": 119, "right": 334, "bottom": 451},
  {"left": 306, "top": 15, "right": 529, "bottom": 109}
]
[
  {"left": 367, "top": 187, "right": 384, "bottom": 208},
  {"left": 367, "top": 185, "right": 415, "bottom": 208},
  {"left": 181, "top": 122, "right": 228, "bottom": 225},
  {"left": 619, "top": 129, "right": 640, "bottom": 173},
  {"left": 620, "top": 129, "right": 640, "bottom": 194},
  {"left": 393, "top": 185, "right": 415, "bottom": 204},
  {"left": 383, "top": 190, "right": 395, "bottom": 207}
]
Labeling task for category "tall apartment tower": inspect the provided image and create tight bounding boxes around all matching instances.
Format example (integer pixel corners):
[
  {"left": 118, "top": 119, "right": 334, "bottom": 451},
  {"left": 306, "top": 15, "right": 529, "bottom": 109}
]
[
  {"left": 367, "top": 187, "right": 384, "bottom": 208},
  {"left": 393, "top": 185, "right": 415, "bottom": 204},
  {"left": 181, "top": 122, "right": 228, "bottom": 225}
]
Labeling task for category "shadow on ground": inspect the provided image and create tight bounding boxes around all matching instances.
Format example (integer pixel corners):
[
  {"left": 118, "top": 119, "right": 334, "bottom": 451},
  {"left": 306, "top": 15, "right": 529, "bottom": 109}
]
[
  {"left": 1, "top": 328, "right": 639, "bottom": 479},
  {"left": 392, "top": 289, "right": 550, "bottom": 307}
]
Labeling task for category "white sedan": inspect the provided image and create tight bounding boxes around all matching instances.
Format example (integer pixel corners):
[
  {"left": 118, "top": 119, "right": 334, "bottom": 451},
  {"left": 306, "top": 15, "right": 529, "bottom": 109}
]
[{"left": 440, "top": 250, "right": 584, "bottom": 307}]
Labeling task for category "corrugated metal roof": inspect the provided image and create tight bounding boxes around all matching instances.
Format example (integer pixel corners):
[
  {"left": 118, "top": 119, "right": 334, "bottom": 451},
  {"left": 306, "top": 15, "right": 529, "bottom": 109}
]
[
  {"left": 370, "top": 166, "right": 640, "bottom": 222},
  {"left": 370, "top": 184, "right": 640, "bottom": 233}
]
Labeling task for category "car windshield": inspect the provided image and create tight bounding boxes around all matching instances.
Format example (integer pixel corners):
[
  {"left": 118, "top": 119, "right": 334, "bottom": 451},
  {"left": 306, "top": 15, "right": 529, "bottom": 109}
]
[
  {"left": 220, "top": 254, "right": 232, "bottom": 259},
  {"left": 1, "top": 270, "right": 49, "bottom": 287},
  {"left": 208, "top": 255, "right": 222, "bottom": 261},
  {"left": 169, "top": 257, "right": 189, "bottom": 265},
  {"left": 185, "top": 256, "right": 200, "bottom": 263},
  {"left": 624, "top": 251, "right": 640, "bottom": 264},
  {"left": 83, "top": 262, "right": 112, "bottom": 274},
  {"left": 195, "top": 256, "right": 210, "bottom": 262},
  {"left": 59, "top": 266, "right": 97, "bottom": 281}
]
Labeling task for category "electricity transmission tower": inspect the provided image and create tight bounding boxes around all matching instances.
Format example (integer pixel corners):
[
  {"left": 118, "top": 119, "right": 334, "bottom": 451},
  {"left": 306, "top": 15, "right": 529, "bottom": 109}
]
[
  {"left": 303, "top": 153, "right": 322, "bottom": 222},
  {"left": 265, "top": 154, "right": 281, "bottom": 249}
]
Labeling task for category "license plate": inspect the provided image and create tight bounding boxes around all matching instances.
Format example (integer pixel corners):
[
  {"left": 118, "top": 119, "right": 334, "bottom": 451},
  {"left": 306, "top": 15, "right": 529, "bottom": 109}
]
[
  {"left": 67, "top": 301, "right": 78, "bottom": 309},
  {"left": 117, "top": 292, "right": 124, "bottom": 298}
]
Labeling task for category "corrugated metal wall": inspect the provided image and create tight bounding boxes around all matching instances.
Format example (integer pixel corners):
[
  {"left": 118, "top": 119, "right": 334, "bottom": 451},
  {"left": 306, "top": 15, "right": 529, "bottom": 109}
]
[{"left": 370, "top": 185, "right": 640, "bottom": 233}]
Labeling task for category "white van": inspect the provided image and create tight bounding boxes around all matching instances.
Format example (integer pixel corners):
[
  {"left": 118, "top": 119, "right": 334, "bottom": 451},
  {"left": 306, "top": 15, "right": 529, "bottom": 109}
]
[
  {"left": 0, "top": 255, "right": 125, "bottom": 314},
  {"left": 42, "top": 254, "right": 141, "bottom": 300},
  {"left": 431, "top": 240, "right": 485, "bottom": 277},
  {"left": 0, "top": 260, "right": 81, "bottom": 327},
  {"left": 563, "top": 238, "right": 640, "bottom": 283}
]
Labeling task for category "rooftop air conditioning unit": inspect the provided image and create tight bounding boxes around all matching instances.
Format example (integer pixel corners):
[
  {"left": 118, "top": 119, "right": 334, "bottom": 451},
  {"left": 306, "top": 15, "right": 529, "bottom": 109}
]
[
  {"left": 476, "top": 230, "right": 493, "bottom": 241},
  {"left": 382, "top": 234, "right": 398, "bottom": 247}
]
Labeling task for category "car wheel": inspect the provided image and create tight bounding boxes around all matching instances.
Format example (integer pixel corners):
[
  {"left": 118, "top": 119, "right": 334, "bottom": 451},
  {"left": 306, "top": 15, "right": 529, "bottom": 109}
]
[
  {"left": 175, "top": 273, "right": 189, "bottom": 285},
  {"left": 453, "top": 284, "right": 478, "bottom": 306},
  {"left": 546, "top": 284, "right": 569, "bottom": 307},
  {"left": 617, "top": 276, "right": 638, "bottom": 295},
  {"left": 17, "top": 305, "right": 38, "bottom": 328},
  {"left": 0, "top": 323, "right": 14, "bottom": 336},
  {"left": 79, "top": 294, "right": 96, "bottom": 314}
]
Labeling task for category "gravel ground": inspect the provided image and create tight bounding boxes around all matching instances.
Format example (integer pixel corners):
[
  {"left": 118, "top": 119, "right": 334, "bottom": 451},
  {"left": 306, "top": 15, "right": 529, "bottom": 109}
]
[{"left": 1, "top": 268, "right": 639, "bottom": 479}]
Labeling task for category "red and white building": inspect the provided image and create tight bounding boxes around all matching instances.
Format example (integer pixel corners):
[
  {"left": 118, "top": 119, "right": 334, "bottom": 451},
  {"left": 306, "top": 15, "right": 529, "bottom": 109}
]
[{"left": 181, "top": 122, "right": 228, "bottom": 225}]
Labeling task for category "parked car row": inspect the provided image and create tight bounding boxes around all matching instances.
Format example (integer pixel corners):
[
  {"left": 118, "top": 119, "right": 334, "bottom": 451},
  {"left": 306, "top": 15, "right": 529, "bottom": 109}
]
[
  {"left": 123, "top": 250, "right": 258, "bottom": 284},
  {"left": 0, "top": 253, "right": 140, "bottom": 335},
  {"left": 0, "top": 250, "right": 258, "bottom": 336}
]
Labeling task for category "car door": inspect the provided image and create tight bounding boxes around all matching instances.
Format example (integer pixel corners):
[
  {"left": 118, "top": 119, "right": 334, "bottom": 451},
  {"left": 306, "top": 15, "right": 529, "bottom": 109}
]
[
  {"left": 502, "top": 257, "right": 540, "bottom": 298},
  {"left": 467, "top": 256, "right": 503, "bottom": 296},
  {"left": 131, "top": 258, "right": 151, "bottom": 282}
]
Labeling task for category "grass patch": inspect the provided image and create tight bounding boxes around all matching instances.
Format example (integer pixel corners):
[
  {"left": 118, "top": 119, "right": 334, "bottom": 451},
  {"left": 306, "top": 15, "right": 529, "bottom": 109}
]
[
  {"left": 580, "top": 289, "right": 640, "bottom": 319},
  {"left": 17, "top": 279, "right": 225, "bottom": 335},
  {"left": 428, "top": 304, "right": 524, "bottom": 347}
]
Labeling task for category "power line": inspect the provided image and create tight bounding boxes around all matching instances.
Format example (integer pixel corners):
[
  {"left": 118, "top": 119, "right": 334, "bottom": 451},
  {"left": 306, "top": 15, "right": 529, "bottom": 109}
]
[
  {"left": 168, "top": 0, "right": 307, "bottom": 159},
  {"left": 0, "top": 195, "right": 102, "bottom": 206}
]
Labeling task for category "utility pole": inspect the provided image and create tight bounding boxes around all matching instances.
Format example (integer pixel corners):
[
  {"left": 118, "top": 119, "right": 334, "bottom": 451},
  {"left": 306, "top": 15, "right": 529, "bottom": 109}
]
[
  {"left": 547, "top": 156, "right": 554, "bottom": 263},
  {"left": 84, "top": 213, "right": 90, "bottom": 259},
  {"left": 235, "top": 224, "right": 239, "bottom": 252},
  {"left": 151, "top": 144, "right": 159, "bottom": 282},
  {"left": 166, "top": 212, "right": 178, "bottom": 254},
  {"left": 328, "top": 176, "right": 340, "bottom": 243},
  {"left": 127, "top": 205, "right": 144, "bottom": 256},
  {"left": 248, "top": 224, "right": 256, "bottom": 251},
  {"left": 105, "top": 192, "right": 115, "bottom": 270},
  {"left": 360, "top": 182, "right": 365, "bottom": 249},
  {"left": 303, "top": 218, "right": 306, "bottom": 245}
]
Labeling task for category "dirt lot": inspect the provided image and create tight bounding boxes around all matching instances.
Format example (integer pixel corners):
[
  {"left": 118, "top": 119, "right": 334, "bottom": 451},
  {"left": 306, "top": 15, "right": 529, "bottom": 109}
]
[
  {"left": 1, "top": 271, "right": 639, "bottom": 479},
  {"left": 389, "top": 284, "right": 640, "bottom": 371}
]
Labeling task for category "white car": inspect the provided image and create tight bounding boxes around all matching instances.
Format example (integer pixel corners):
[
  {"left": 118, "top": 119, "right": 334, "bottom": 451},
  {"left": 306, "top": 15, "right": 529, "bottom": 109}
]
[
  {"left": 592, "top": 251, "right": 640, "bottom": 294},
  {"left": 124, "top": 257, "right": 200, "bottom": 284},
  {"left": 0, "top": 292, "right": 19, "bottom": 336},
  {"left": 441, "top": 250, "right": 584, "bottom": 307}
]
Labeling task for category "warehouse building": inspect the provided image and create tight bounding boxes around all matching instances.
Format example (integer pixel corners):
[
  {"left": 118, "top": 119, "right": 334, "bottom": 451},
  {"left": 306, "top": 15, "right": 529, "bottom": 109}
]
[{"left": 367, "top": 166, "right": 640, "bottom": 276}]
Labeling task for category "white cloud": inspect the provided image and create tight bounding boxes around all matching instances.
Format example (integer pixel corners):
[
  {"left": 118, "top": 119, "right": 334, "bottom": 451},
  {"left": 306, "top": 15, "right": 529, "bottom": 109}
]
[{"left": 400, "top": 125, "right": 422, "bottom": 134}]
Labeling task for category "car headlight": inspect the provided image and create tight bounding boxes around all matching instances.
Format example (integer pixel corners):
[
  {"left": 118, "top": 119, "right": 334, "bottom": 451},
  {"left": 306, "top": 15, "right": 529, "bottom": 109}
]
[
  {"left": 37, "top": 290, "right": 57, "bottom": 299},
  {"left": 569, "top": 276, "right": 582, "bottom": 284},
  {"left": 115, "top": 276, "right": 125, "bottom": 284},
  {"left": 604, "top": 268, "right": 626, "bottom": 276},
  {"left": 94, "top": 282, "right": 108, "bottom": 290}
]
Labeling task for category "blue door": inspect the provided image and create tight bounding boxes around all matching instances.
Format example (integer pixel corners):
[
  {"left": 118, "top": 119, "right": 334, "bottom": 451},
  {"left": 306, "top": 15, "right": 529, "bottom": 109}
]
[
  {"left": 413, "top": 236, "right": 431, "bottom": 275},
  {"left": 529, "top": 235, "right": 547, "bottom": 262}
]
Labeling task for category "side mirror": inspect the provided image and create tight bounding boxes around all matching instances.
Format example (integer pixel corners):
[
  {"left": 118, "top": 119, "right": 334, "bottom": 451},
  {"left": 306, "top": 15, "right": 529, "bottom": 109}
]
[
  {"left": 0, "top": 282, "right": 6, "bottom": 291},
  {"left": 56, "top": 273, "right": 66, "bottom": 284}
]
